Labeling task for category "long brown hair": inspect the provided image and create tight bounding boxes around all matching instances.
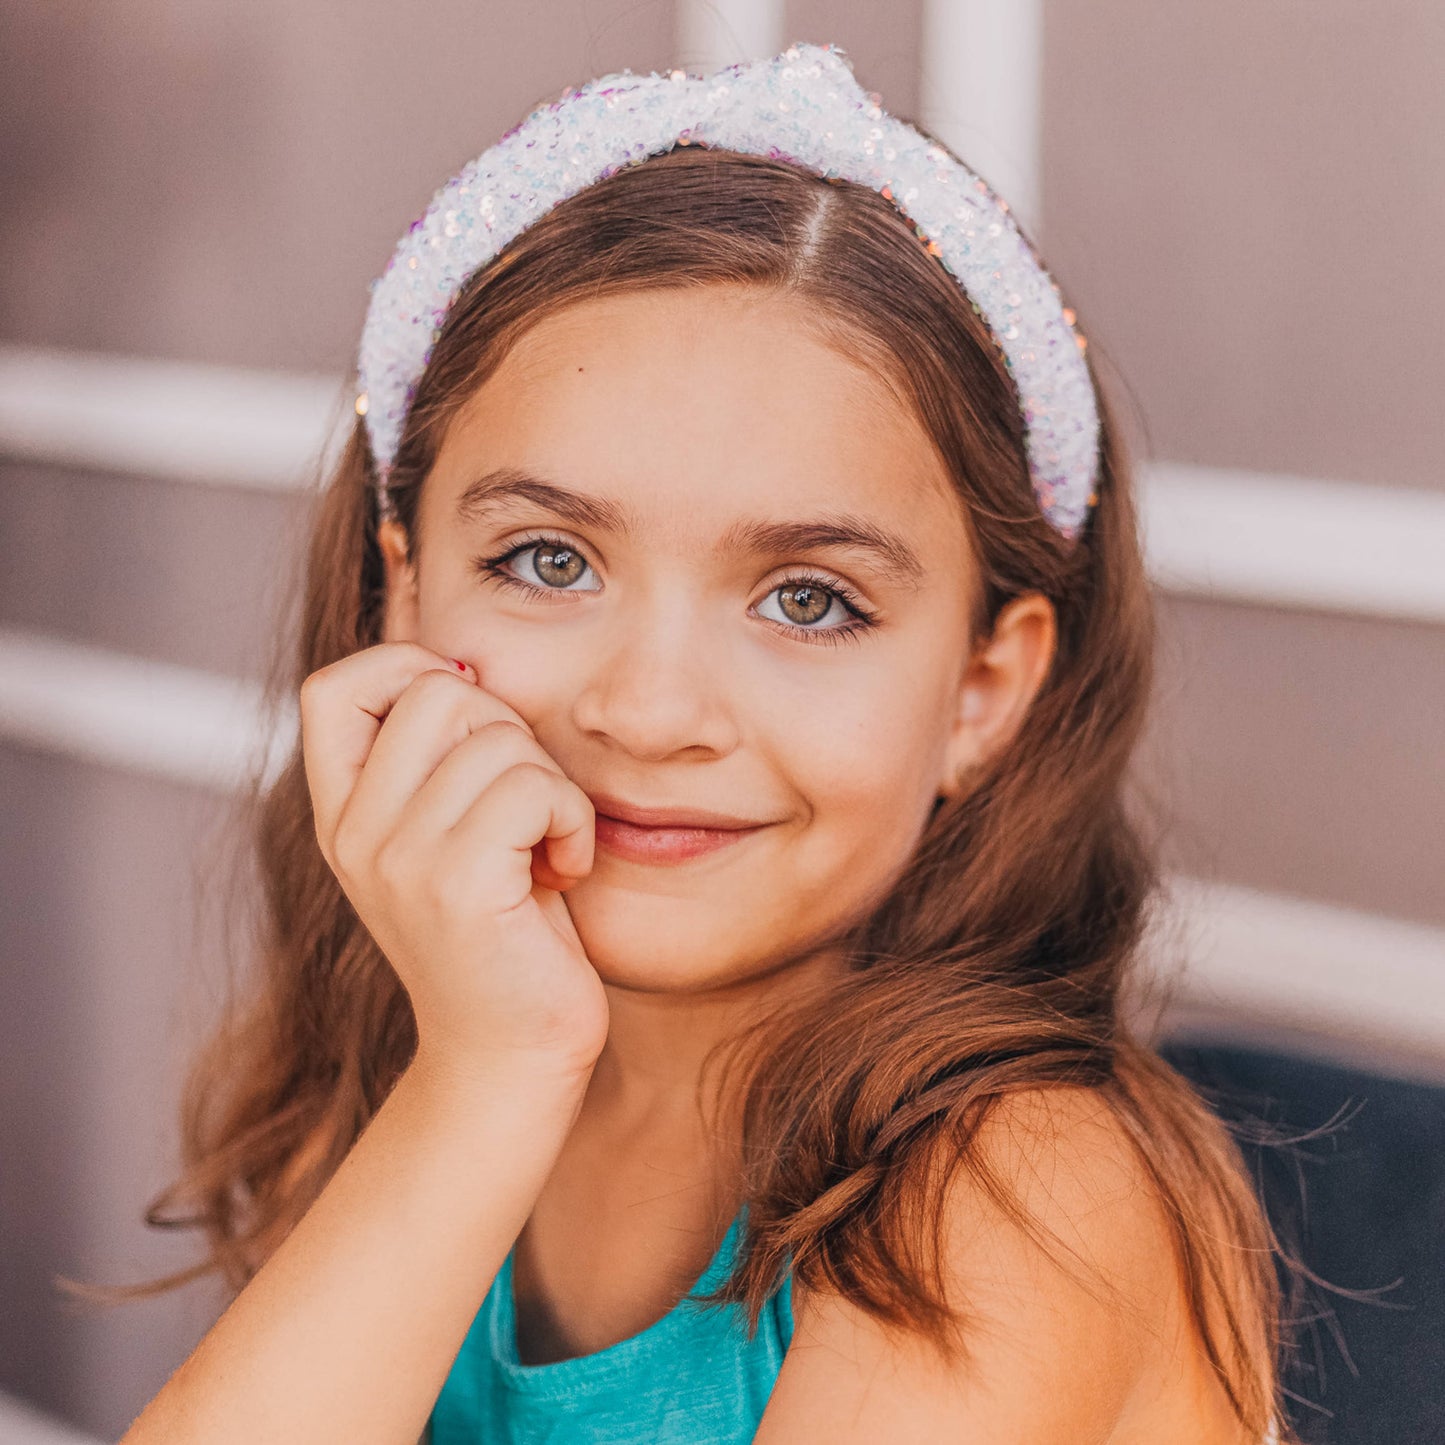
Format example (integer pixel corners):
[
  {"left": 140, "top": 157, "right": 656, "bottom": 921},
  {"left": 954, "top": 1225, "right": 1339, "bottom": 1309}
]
[{"left": 60, "top": 140, "right": 1323, "bottom": 1440}]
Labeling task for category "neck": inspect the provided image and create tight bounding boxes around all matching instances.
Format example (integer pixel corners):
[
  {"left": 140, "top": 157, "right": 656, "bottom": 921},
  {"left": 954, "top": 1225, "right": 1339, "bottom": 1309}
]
[
  {"left": 520, "top": 949, "right": 847, "bottom": 1266},
  {"left": 580, "top": 946, "right": 846, "bottom": 1138}
]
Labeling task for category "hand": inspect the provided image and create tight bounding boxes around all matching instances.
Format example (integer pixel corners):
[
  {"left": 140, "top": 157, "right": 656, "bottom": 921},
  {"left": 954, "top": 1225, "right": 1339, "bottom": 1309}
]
[{"left": 299, "top": 642, "right": 608, "bottom": 1081}]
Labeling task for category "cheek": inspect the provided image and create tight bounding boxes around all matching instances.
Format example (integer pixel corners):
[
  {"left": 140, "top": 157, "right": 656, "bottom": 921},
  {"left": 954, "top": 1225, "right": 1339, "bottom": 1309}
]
[
  {"left": 780, "top": 668, "right": 955, "bottom": 876},
  {"left": 546, "top": 654, "right": 957, "bottom": 988},
  {"left": 786, "top": 650, "right": 954, "bottom": 789},
  {"left": 417, "top": 599, "right": 565, "bottom": 720}
]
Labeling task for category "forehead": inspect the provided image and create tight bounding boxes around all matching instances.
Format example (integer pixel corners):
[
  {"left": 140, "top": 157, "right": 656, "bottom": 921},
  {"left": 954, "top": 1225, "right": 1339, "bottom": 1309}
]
[{"left": 426, "top": 285, "right": 964, "bottom": 554}]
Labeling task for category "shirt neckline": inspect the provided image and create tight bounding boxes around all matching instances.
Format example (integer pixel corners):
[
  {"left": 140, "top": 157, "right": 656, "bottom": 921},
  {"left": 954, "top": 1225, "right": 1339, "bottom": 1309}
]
[{"left": 487, "top": 1208, "right": 747, "bottom": 1397}]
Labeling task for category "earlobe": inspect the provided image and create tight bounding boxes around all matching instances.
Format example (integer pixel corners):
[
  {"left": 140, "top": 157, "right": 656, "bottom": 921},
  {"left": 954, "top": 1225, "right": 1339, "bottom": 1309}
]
[
  {"left": 377, "top": 517, "right": 420, "bottom": 643},
  {"left": 936, "top": 593, "right": 1057, "bottom": 801}
]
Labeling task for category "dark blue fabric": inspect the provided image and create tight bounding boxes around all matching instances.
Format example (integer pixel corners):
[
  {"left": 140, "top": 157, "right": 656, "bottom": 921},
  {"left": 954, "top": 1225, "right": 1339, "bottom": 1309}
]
[
  {"left": 428, "top": 1039, "right": 1442, "bottom": 1442},
  {"left": 1160, "top": 1039, "right": 1445, "bottom": 1445}
]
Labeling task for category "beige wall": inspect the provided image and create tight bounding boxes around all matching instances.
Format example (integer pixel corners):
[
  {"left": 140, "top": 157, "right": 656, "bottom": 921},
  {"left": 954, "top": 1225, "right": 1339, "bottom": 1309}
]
[
  {"left": 1044, "top": 0, "right": 1445, "bottom": 495},
  {"left": 2, "top": 2, "right": 1440, "bottom": 1436},
  {"left": 1038, "top": 0, "right": 1444, "bottom": 933}
]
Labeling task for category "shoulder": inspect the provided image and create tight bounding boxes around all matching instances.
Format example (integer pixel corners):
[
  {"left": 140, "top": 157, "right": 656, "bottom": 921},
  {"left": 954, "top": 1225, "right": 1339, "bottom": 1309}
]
[
  {"left": 944, "top": 1083, "right": 1171, "bottom": 1303},
  {"left": 756, "top": 1086, "right": 1218, "bottom": 1443}
]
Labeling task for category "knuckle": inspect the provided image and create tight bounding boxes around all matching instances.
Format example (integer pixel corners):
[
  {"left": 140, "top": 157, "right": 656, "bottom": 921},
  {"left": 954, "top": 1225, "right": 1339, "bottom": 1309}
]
[
  {"left": 477, "top": 717, "right": 536, "bottom": 750},
  {"left": 503, "top": 711, "right": 538, "bottom": 740},
  {"left": 298, "top": 664, "right": 334, "bottom": 712},
  {"left": 507, "top": 757, "right": 553, "bottom": 785},
  {"left": 487, "top": 715, "right": 531, "bottom": 736},
  {"left": 405, "top": 667, "right": 458, "bottom": 707}
]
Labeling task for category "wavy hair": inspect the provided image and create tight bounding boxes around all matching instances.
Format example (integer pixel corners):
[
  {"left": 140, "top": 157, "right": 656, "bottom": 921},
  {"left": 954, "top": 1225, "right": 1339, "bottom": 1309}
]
[{"left": 59, "top": 140, "right": 1334, "bottom": 1442}]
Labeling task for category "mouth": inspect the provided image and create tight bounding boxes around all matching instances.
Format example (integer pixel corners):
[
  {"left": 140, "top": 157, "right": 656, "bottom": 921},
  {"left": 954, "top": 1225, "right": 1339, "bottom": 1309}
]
[
  {"left": 592, "top": 812, "right": 770, "bottom": 865},
  {"left": 583, "top": 790, "right": 776, "bottom": 866},
  {"left": 585, "top": 790, "right": 767, "bottom": 831}
]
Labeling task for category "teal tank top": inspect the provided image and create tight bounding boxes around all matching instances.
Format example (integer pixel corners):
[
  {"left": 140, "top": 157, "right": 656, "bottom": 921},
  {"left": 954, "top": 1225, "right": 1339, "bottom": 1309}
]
[{"left": 428, "top": 1210, "right": 793, "bottom": 1443}]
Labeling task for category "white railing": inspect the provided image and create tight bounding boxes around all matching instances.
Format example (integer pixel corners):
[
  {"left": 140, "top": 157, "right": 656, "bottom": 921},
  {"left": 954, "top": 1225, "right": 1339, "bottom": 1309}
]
[
  {"left": 920, "top": 0, "right": 1044, "bottom": 236},
  {"left": 0, "top": 627, "right": 294, "bottom": 794},
  {"left": 4, "top": 342, "right": 1442, "bottom": 624},
  {"left": 0, "top": 343, "right": 346, "bottom": 491},
  {"left": 2, "top": 5, "right": 1442, "bottom": 1080},
  {"left": 3, "top": 619, "right": 1442, "bottom": 1079},
  {"left": 675, "top": 0, "right": 784, "bottom": 70}
]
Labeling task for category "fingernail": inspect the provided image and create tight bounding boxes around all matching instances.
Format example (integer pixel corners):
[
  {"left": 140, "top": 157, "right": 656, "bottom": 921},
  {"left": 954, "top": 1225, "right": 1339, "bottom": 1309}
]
[{"left": 449, "top": 657, "right": 475, "bottom": 678}]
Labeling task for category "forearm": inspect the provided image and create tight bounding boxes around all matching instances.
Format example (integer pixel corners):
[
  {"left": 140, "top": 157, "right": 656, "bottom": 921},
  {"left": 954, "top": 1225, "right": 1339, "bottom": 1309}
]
[{"left": 122, "top": 1055, "right": 587, "bottom": 1444}]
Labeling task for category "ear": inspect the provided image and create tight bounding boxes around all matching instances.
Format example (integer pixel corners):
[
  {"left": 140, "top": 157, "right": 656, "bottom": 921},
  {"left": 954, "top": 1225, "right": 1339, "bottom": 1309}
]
[
  {"left": 377, "top": 517, "right": 421, "bottom": 643},
  {"left": 936, "top": 591, "right": 1057, "bottom": 801}
]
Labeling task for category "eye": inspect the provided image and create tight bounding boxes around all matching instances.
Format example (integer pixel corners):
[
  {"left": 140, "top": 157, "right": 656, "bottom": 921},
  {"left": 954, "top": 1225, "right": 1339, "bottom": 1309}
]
[
  {"left": 470, "top": 539, "right": 882, "bottom": 647},
  {"left": 471, "top": 533, "right": 601, "bottom": 597},
  {"left": 754, "top": 572, "right": 882, "bottom": 647}
]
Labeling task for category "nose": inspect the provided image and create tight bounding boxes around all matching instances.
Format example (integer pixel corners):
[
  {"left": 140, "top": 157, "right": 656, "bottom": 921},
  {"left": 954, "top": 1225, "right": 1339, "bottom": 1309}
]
[{"left": 569, "top": 582, "right": 740, "bottom": 761}]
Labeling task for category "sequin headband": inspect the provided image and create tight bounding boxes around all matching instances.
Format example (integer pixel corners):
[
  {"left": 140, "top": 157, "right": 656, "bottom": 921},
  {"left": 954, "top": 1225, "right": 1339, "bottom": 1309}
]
[{"left": 355, "top": 40, "right": 1100, "bottom": 541}]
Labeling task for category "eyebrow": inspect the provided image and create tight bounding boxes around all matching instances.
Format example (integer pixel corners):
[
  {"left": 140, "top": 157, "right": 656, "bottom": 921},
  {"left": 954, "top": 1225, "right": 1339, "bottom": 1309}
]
[{"left": 453, "top": 466, "right": 926, "bottom": 587}]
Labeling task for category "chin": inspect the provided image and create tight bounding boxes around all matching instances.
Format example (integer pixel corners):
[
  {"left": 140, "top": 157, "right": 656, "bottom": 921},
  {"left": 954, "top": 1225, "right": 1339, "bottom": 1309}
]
[
  {"left": 588, "top": 953, "right": 727, "bottom": 994},
  {"left": 563, "top": 883, "right": 782, "bottom": 995}
]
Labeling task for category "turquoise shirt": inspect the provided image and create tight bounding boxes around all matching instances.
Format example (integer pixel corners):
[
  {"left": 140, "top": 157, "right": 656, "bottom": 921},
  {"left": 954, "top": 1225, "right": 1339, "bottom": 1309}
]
[{"left": 429, "top": 1211, "right": 793, "bottom": 1443}]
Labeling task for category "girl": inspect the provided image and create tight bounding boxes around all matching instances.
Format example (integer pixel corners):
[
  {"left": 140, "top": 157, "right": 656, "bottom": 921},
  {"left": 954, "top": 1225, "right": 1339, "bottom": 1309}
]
[{"left": 96, "top": 41, "right": 1299, "bottom": 1443}]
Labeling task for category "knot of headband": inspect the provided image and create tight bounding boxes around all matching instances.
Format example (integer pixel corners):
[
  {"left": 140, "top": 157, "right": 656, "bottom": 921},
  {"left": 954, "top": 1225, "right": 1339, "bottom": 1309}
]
[{"left": 355, "top": 40, "right": 1101, "bottom": 541}]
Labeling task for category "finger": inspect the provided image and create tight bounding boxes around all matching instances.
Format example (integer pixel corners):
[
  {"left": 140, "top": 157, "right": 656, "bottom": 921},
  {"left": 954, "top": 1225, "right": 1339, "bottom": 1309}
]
[
  {"left": 333, "top": 664, "right": 538, "bottom": 863},
  {"left": 441, "top": 762, "right": 597, "bottom": 912},
  {"left": 529, "top": 840, "right": 584, "bottom": 895},
  {"left": 301, "top": 642, "right": 475, "bottom": 852},
  {"left": 389, "top": 719, "right": 567, "bottom": 848}
]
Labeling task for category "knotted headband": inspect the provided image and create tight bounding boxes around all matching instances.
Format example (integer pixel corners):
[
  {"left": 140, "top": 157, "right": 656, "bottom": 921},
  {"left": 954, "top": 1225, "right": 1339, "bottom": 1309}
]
[{"left": 355, "top": 40, "right": 1100, "bottom": 541}]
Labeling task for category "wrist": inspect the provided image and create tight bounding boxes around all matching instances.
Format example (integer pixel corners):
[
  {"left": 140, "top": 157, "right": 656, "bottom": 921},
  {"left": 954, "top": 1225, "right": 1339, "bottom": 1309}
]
[{"left": 404, "top": 1043, "right": 596, "bottom": 1111}]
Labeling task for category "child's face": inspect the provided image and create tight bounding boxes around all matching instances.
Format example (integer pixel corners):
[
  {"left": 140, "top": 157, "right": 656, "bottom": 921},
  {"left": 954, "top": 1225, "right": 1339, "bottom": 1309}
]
[{"left": 382, "top": 284, "right": 1054, "bottom": 993}]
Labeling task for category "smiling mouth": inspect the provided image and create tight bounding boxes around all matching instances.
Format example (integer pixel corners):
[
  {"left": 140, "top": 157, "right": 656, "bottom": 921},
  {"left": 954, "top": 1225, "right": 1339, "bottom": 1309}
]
[{"left": 592, "top": 813, "right": 769, "bottom": 865}]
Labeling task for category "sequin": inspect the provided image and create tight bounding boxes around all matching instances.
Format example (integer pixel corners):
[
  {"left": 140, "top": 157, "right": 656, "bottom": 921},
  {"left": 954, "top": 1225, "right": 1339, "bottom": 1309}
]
[{"left": 356, "top": 40, "right": 1099, "bottom": 541}]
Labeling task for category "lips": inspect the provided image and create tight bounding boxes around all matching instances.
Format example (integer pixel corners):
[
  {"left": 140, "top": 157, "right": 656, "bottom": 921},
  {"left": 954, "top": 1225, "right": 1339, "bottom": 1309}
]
[
  {"left": 584, "top": 790, "right": 765, "bottom": 831},
  {"left": 592, "top": 813, "right": 766, "bottom": 865},
  {"left": 583, "top": 790, "right": 773, "bottom": 866}
]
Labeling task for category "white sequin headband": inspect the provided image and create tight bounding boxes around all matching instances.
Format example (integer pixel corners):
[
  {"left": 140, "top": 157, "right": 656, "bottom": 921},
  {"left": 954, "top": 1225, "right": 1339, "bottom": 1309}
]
[{"left": 355, "top": 40, "right": 1100, "bottom": 541}]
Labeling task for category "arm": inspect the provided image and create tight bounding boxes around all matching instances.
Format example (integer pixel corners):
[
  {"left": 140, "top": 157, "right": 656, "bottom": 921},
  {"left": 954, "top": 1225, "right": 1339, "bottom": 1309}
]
[
  {"left": 754, "top": 1087, "right": 1249, "bottom": 1443},
  {"left": 121, "top": 1054, "right": 588, "bottom": 1444},
  {"left": 124, "top": 643, "right": 610, "bottom": 1443}
]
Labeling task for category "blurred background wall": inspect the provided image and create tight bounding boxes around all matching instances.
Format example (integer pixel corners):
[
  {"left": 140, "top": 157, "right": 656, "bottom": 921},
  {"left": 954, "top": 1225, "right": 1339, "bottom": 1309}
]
[{"left": 1, "top": 1, "right": 1441, "bottom": 1439}]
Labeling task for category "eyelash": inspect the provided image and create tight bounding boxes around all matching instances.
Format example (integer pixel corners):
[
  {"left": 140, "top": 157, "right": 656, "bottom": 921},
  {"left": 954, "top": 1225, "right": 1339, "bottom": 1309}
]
[{"left": 470, "top": 531, "right": 882, "bottom": 647}]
